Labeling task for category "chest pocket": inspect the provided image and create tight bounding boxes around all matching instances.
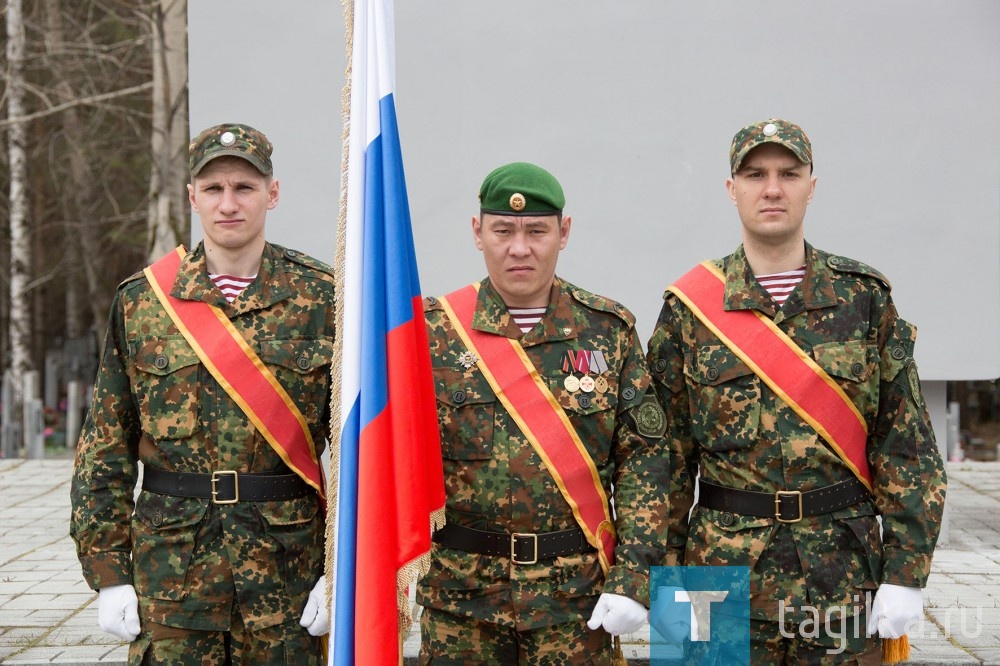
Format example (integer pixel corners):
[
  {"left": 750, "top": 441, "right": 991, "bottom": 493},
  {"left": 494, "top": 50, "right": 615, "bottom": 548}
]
[
  {"left": 810, "top": 340, "right": 878, "bottom": 421},
  {"left": 685, "top": 344, "right": 760, "bottom": 451},
  {"left": 258, "top": 337, "right": 334, "bottom": 426},
  {"left": 434, "top": 366, "right": 495, "bottom": 460},
  {"left": 133, "top": 337, "right": 200, "bottom": 441}
]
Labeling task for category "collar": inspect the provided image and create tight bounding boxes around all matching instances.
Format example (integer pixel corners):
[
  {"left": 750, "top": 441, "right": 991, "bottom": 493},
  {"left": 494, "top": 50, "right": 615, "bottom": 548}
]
[
  {"left": 170, "top": 242, "right": 293, "bottom": 315},
  {"left": 472, "top": 277, "right": 580, "bottom": 344},
  {"left": 722, "top": 243, "right": 837, "bottom": 318}
]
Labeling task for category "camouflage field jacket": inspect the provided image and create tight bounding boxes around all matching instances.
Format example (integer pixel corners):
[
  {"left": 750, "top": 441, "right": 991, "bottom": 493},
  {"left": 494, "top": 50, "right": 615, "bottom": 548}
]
[
  {"left": 647, "top": 243, "right": 946, "bottom": 621},
  {"left": 70, "top": 242, "right": 335, "bottom": 632},
  {"left": 417, "top": 277, "right": 670, "bottom": 630}
]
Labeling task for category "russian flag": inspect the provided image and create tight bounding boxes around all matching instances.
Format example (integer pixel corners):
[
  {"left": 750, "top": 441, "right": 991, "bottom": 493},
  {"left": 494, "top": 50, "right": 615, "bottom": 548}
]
[{"left": 327, "top": 1, "right": 445, "bottom": 664}]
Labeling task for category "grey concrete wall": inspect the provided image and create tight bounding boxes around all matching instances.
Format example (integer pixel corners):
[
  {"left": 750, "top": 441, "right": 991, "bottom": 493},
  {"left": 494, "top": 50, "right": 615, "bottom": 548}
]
[{"left": 189, "top": 0, "right": 1000, "bottom": 381}]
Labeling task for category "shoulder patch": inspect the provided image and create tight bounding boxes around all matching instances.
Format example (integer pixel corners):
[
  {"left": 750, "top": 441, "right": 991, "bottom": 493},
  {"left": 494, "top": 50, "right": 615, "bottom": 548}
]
[
  {"left": 826, "top": 255, "right": 891, "bottom": 290},
  {"left": 565, "top": 282, "right": 636, "bottom": 326}
]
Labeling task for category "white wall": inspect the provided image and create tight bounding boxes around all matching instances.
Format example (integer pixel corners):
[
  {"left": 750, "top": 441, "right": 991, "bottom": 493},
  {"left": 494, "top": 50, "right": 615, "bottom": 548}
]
[{"left": 189, "top": 0, "right": 1000, "bottom": 381}]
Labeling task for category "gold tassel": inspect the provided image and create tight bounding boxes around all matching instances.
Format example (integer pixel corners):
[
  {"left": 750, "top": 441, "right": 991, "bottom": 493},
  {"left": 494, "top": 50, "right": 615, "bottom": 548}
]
[
  {"left": 612, "top": 636, "right": 628, "bottom": 665},
  {"left": 881, "top": 635, "right": 909, "bottom": 664}
]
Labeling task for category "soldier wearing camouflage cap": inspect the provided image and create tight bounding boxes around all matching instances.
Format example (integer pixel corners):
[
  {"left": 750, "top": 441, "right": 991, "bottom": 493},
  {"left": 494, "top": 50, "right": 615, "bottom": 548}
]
[
  {"left": 646, "top": 119, "right": 946, "bottom": 663},
  {"left": 416, "top": 161, "right": 671, "bottom": 663},
  {"left": 71, "top": 123, "right": 335, "bottom": 664}
]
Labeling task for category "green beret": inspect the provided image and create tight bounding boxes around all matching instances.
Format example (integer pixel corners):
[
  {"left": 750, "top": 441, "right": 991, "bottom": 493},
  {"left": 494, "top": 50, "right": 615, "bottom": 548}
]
[
  {"left": 189, "top": 123, "right": 273, "bottom": 177},
  {"left": 730, "top": 118, "right": 812, "bottom": 174},
  {"left": 478, "top": 162, "right": 565, "bottom": 216}
]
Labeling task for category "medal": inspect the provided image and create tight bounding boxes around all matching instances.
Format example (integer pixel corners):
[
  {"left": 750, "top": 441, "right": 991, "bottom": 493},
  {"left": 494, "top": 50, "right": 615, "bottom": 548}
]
[
  {"left": 458, "top": 351, "right": 479, "bottom": 369},
  {"left": 594, "top": 376, "right": 608, "bottom": 393},
  {"left": 579, "top": 375, "right": 595, "bottom": 393},
  {"left": 564, "top": 375, "right": 581, "bottom": 392}
]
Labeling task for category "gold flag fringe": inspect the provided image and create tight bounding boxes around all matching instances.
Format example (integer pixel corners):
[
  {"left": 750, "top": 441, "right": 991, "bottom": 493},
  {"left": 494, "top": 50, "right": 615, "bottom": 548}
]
[{"left": 323, "top": 0, "right": 355, "bottom": 629}]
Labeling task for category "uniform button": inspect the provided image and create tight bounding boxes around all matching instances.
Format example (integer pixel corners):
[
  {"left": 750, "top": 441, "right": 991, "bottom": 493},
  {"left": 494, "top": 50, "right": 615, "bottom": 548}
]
[
  {"left": 452, "top": 390, "right": 467, "bottom": 404},
  {"left": 622, "top": 387, "right": 636, "bottom": 401},
  {"left": 578, "top": 395, "right": 591, "bottom": 409},
  {"left": 154, "top": 355, "right": 168, "bottom": 370},
  {"left": 891, "top": 347, "right": 906, "bottom": 360},
  {"left": 720, "top": 512, "right": 734, "bottom": 526},
  {"left": 828, "top": 257, "right": 840, "bottom": 266},
  {"left": 706, "top": 367, "right": 719, "bottom": 381},
  {"left": 151, "top": 512, "right": 163, "bottom": 527},
  {"left": 285, "top": 249, "right": 297, "bottom": 258},
  {"left": 654, "top": 358, "right": 668, "bottom": 373},
  {"left": 297, "top": 355, "right": 311, "bottom": 370},
  {"left": 851, "top": 362, "right": 865, "bottom": 376}
]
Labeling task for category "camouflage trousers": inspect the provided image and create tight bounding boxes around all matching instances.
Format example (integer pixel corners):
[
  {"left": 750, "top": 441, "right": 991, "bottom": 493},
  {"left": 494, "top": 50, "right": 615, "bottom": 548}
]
[
  {"left": 127, "top": 613, "right": 323, "bottom": 665},
  {"left": 680, "top": 613, "right": 880, "bottom": 665},
  {"left": 419, "top": 606, "right": 613, "bottom": 665}
]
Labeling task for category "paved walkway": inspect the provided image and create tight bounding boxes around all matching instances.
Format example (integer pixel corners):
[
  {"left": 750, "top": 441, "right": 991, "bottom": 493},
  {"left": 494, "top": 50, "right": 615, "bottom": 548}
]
[{"left": 1, "top": 460, "right": 998, "bottom": 664}]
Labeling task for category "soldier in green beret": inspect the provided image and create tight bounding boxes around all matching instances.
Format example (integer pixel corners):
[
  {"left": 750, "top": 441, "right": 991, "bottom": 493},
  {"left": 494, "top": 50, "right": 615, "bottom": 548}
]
[
  {"left": 646, "top": 119, "right": 947, "bottom": 663},
  {"left": 417, "top": 161, "right": 671, "bottom": 663},
  {"left": 71, "top": 123, "right": 335, "bottom": 664}
]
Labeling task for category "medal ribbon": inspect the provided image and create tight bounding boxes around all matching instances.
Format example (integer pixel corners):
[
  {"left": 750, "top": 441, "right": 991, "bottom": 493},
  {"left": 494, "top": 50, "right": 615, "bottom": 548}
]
[
  {"left": 144, "top": 246, "right": 324, "bottom": 496},
  {"left": 667, "top": 261, "right": 872, "bottom": 489},
  {"left": 439, "top": 283, "right": 616, "bottom": 573}
]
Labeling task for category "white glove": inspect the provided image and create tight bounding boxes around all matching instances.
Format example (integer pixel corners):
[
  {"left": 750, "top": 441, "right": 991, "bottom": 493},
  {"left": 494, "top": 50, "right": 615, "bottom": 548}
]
[
  {"left": 650, "top": 586, "right": 698, "bottom": 642},
  {"left": 586, "top": 592, "right": 647, "bottom": 636},
  {"left": 299, "top": 576, "right": 330, "bottom": 637},
  {"left": 866, "top": 583, "right": 923, "bottom": 639},
  {"left": 97, "top": 584, "right": 141, "bottom": 642}
]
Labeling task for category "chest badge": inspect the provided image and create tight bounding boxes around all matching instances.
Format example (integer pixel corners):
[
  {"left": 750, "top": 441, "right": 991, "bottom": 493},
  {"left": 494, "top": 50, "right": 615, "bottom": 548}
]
[{"left": 458, "top": 350, "right": 479, "bottom": 370}]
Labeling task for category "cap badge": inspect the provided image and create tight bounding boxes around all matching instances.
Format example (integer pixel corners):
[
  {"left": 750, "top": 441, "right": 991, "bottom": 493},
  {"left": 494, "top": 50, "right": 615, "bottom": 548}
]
[
  {"left": 762, "top": 123, "right": 778, "bottom": 137},
  {"left": 220, "top": 131, "right": 236, "bottom": 147},
  {"left": 509, "top": 193, "right": 526, "bottom": 212},
  {"left": 458, "top": 350, "right": 479, "bottom": 370}
]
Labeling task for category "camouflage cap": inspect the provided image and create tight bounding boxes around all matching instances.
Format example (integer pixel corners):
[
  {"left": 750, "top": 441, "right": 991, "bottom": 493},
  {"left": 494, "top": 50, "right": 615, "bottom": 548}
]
[
  {"left": 189, "top": 123, "right": 273, "bottom": 177},
  {"left": 479, "top": 162, "right": 565, "bottom": 216},
  {"left": 729, "top": 118, "right": 812, "bottom": 174}
]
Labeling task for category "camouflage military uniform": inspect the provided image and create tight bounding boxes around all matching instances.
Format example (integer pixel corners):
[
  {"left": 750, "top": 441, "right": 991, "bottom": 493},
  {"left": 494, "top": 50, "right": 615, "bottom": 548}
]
[
  {"left": 646, "top": 244, "right": 946, "bottom": 657},
  {"left": 417, "top": 276, "right": 669, "bottom": 662},
  {"left": 70, "top": 242, "right": 334, "bottom": 662}
]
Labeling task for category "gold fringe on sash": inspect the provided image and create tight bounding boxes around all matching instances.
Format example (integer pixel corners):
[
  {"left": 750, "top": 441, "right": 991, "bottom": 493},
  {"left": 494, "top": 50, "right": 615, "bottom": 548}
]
[{"left": 881, "top": 635, "right": 909, "bottom": 664}]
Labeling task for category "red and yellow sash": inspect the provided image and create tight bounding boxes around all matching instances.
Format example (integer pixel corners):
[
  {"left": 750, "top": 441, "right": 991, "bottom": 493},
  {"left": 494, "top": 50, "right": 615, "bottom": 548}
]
[
  {"left": 438, "top": 283, "right": 616, "bottom": 573},
  {"left": 144, "top": 246, "right": 324, "bottom": 498},
  {"left": 668, "top": 261, "right": 873, "bottom": 490}
]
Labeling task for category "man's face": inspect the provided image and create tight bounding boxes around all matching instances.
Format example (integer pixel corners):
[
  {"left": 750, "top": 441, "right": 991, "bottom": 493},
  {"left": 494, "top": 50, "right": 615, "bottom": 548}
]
[
  {"left": 472, "top": 213, "right": 571, "bottom": 308},
  {"left": 188, "top": 157, "right": 278, "bottom": 256},
  {"left": 726, "top": 143, "right": 816, "bottom": 247}
]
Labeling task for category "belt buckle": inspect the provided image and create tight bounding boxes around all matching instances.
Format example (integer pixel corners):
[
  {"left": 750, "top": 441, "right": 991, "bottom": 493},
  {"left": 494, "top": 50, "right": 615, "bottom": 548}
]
[
  {"left": 774, "top": 490, "right": 803, "bottom": 523},
  {"left": 511, "top": 533, "right": 538, "bottom": 565},
  {"left": 212, "top": 470, "right": 239, "bottom": 504}
]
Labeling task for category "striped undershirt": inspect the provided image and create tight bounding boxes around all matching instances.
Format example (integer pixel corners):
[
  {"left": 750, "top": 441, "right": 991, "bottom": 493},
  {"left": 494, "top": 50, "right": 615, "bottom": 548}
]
[
  {"left": 508, "top": 306, "right": 547, "bottom": 333},
  {"left": 210, "top": 273, "right": 256, "bottom": 302},
  {"left": 755, "top": 266, "right": 806, "bottom": 305}
]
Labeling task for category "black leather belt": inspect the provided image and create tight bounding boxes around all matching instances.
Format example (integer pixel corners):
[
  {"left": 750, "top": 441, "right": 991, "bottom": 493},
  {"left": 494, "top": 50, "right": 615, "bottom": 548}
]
[
  {"left": 698, "top": 477, "right": 873, "bottom": 523},
  {"left": 142, "top": 467, "right": 313, "bottom": 504},
  {"left": 432, "top": 523, "right": 594, "bottom": 565}
]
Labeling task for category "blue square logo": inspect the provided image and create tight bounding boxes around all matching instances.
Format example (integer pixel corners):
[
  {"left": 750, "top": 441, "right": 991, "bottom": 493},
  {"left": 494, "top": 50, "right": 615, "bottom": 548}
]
[{"left": 650, "top": 566, "right": 750, "bottom": 665}]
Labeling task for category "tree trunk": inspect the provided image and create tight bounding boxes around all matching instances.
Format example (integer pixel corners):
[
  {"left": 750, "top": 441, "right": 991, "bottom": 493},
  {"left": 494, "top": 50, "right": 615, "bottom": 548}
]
[
  {"left": 146, "top": 0, "right": 190, "bottom": 262},
  {"left": 5, "top": 0, "right": 32, "bottom": 450}
]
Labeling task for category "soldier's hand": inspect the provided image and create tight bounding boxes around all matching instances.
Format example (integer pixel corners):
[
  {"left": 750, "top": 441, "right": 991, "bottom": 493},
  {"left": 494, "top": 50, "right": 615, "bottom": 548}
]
[
  {"left": 650, "top": 586, "right": 697, "bottom": 643},
  {"left": 300, "top": 575, "right": 330, "bottom": 637},
  {"left": 866, "top": 583, "right": 923, "bottom": 638},
  {"left": 586, "top": 592, "right": 647, "bottom": 635},
  {"left": 97, "top": 584, "right": 141, "bottom": 642}
]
